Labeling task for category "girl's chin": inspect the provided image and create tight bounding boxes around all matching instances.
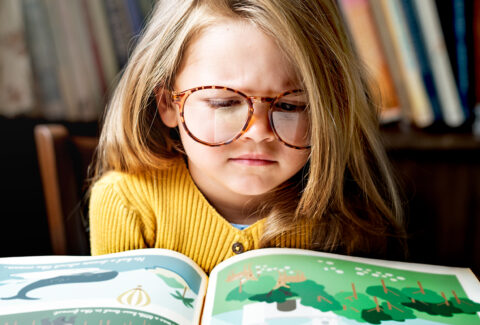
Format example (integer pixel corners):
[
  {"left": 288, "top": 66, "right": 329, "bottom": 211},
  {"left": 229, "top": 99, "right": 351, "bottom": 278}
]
[{"left": 227, "top": 181, "right": 277, "bottom": 197}]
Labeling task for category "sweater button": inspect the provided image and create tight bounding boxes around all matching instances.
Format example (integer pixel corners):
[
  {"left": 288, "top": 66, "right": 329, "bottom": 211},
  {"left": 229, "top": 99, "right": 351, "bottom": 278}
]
[{"left": 232, "top": 242, "right": 244, "bottom": 254}]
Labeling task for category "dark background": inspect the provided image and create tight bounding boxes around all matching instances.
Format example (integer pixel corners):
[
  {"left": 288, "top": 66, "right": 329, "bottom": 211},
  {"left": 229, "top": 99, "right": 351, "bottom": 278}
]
[{"left": 0, "top": 117, "right": 98, "bottom": 257}]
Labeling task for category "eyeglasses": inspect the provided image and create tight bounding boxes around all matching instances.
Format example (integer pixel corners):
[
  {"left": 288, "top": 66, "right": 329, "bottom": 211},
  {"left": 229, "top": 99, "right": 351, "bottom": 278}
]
[{"left": 171, "top": 86, "right": 311, "bottom": 149}]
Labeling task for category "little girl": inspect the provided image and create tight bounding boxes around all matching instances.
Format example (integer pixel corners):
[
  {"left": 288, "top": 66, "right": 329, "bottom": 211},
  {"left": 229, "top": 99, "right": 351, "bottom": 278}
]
[{"left": 89, "top": 0, "right": 406, "bottom": 273}]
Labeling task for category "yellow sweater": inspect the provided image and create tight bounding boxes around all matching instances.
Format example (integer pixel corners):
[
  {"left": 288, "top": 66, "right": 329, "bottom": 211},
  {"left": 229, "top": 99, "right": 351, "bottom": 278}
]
[{"left": 89, "top": 159, "right": 310, "bottom": 273}]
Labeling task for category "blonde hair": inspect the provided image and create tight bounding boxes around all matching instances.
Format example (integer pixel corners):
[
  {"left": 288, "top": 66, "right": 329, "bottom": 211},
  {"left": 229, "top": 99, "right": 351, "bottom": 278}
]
[{"left": 92, "top": 0, "right": 406, "bottom": 257}]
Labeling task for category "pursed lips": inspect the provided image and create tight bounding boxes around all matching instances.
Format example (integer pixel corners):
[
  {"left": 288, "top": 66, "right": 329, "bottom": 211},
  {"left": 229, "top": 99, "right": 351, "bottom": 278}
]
[{"left": 229, "top": 154, "right": 276, "bottom": 166}]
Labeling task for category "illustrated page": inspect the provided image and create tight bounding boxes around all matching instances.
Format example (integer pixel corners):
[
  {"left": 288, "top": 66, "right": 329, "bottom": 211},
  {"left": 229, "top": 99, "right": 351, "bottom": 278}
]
[
  {"left": 203, "top": 248, "right": 480, "bottom": 325},
  {"left": 0, "top": 249, "right": 207, "bottom": 325}
]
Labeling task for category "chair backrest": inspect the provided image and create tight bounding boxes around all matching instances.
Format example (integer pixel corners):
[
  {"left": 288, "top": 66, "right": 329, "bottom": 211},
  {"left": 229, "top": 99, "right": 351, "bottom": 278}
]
[{"left": 34, "top": 124, "right": 98, "bottom": 255}]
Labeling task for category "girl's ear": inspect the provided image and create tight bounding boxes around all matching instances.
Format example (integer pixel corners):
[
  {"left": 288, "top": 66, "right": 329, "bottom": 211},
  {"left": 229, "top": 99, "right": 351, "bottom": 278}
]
[{"left": 155, "top": 87, "right": 178, "bottom": 128}]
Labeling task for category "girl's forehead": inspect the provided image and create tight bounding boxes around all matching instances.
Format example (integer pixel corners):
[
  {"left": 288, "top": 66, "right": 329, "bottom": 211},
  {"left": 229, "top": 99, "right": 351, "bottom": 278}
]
[{"left": 174, "top": 19, "right": 300, "bottom": 94}]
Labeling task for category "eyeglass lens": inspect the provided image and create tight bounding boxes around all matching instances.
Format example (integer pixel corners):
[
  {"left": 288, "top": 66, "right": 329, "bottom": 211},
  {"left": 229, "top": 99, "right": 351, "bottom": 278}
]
[{"left": 183, "top": 88, "right": 310, "bottom": 147}]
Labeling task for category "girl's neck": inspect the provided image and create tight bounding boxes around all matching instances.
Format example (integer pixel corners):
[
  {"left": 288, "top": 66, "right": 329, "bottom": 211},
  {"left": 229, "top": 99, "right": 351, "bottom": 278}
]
[
  {"left": 189, "top": 173, "right": 265, "bottom": 224},
  {"left": 209, "top": 198, "right": 263, "bottom": 225}
]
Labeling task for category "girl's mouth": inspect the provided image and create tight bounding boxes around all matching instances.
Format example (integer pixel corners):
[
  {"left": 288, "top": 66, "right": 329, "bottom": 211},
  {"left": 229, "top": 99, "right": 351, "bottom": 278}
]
[{"left": 229, "top": 154, "right": 276, "bottom": 166}]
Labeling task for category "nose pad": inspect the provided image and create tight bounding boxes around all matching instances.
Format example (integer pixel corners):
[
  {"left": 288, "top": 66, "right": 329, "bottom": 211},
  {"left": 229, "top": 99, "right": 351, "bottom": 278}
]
[{"left": 241, "top": 105, "right": 275, "bottom": 142}]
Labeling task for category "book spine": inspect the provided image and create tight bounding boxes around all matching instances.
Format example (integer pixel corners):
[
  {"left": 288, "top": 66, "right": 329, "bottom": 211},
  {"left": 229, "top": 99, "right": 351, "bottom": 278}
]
[
  {"left": 377, "top": 0, "right": 435, "bottom": 128},
  {"left": 67, "top": 0, "right": 103, "bottom": 121},
  {"left": 125, "top": 0, "right": 144, "bottom": 36},
  {"left": 412, "top": 0, "right": 466, "bottom": 127},
  {"left": 103, "top": 0, "right": 134, "bottom": 67},
  {"left": 401, "top": 0, "right": 443, "bottom": 122},
  {"left": 137, "top": 0, "right": 156, "bottom": 21},
  {"left": 0, "top": 0, "right": 35, "bottom": 117},
  {"left": 80, "top": 0, "right": 108, "bottom": 95},
  {"left": 43, "top": 0, "right": 78, "bottom": 121},
  {"left": 368, "top": 0, "right": 411, "bottom": 127},
  {"left": 84, "top": 0, "right": 119, "bottom": 92},
  {"left": 338, "top": 0, "right": 402, "bottom": 123},
  {"left": 457, "top": 0, "right": 476, "bottom": 114},
  {"left": 54, "top": 0, "right": 102, "bottom": 121},
  {"left": 475, "top": 0, "right": 480, "bottom": 111},
  {"left": 21, "top": 0, "right": 64, "bottom": 119},
  {"left": 452, "top": 0, "right": 471, "bottom": 113},
  {"left": 436, "top": 0, "right": 475, "bottom": 118}
]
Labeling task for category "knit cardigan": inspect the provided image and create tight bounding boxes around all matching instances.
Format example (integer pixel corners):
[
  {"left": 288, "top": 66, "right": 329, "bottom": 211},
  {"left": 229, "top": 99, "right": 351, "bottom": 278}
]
[{"left": 89, "top": 159, "right": 310, "bottom": 273}]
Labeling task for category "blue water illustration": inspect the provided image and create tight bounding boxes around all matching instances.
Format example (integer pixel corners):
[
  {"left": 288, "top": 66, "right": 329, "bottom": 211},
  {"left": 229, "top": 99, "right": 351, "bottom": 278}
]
[
  {"left": 0, "top": 254, "right": 202, "bottom": 295},
  {"left": 1, "top": 270, "right": 118, "bottom": 300},
  {"left": 0, "top": 253, "right": 204, "bottom": 323}
]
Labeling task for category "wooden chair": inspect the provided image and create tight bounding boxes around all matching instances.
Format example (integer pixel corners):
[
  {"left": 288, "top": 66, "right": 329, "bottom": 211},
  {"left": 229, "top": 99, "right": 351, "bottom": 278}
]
[{"left": 34, "top": 124, "right": 98, "bottom": 255}]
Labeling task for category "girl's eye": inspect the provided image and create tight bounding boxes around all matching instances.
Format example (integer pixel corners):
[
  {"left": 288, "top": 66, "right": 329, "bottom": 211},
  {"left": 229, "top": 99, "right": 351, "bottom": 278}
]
[
  {"left": 207, "top": 99, "right": 243, "bottom": 109},
  {"left": 275, "top": 102, "right": 306, "bottom": 112}
]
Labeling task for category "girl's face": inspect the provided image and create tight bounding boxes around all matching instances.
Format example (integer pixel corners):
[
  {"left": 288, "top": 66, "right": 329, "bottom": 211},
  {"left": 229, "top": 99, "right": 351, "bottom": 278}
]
[{"left": 161, "top": 19, "right": 310, "bottom": 218}]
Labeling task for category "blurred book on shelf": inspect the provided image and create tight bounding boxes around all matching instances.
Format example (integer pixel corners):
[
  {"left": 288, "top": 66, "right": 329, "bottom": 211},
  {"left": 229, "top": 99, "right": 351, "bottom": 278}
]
[
  {"left": 436, "top": 0, "right": 476, "bottom": 118},
  {"left": 22, "top": 0, "right": 65, "bottom": 120},
  {"left": 341, "top": 0, "right": 479, "bottom": 132},
  {"left": 411, "top": 0, "right": 467, "bottom": 127},
  {"left": 1, "top": 0, "right": 479, "bottom": 132},
  {"left": 0, "top": 0, "right": 156, "bottom": 121},
  {"left": 369, "top": 0, "right": 436, "bottom": 128},
  {"left": 474, "top": 0, "right": 480, "bottom": 112},
  {"left": 475, "top": 0, "right": 480, "bottom": 136},
  {"left": 401, "top": 0, "right": 444, "bottom": 124},
  {"left": 338, "top": 0, "right": 402, "bottom": 124},
  {"left": 0, "top": 0, "right": 35, "bottom": 118}
]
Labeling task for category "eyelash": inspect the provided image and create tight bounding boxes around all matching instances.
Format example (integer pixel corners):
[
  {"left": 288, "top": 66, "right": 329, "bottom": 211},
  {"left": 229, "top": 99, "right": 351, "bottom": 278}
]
[
  {"left": 207, "top": 99, "right": 242, "bottom": 108},
  {"left": 275, "top": 102, "right": 306, "bottom": 112}
]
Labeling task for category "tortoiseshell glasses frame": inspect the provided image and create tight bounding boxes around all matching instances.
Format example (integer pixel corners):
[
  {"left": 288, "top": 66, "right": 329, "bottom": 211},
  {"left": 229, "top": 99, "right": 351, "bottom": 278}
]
[{"left": 171, "top": 85, "right": 311, "bottom": 149}]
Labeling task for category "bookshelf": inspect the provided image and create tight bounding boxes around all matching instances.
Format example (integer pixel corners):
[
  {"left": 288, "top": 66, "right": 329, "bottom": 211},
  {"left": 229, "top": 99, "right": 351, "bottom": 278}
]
[
  {"left": 338, "top": 0, "right": 480, "bottom": 273},
  {"left": 0, "top": 0, "right": 155, "bottom": 122},
  {"left": 1, "top": 0, "right": 478, "bottom": 129},
  {"left": 339, "top": 0, "right": 479, "bottom": 130},
  {"left": 382, "top": 127, "right": 480, "bottom": 151},
  {"left": 381, "top": 126, "right": 480, "bottom": 276}
]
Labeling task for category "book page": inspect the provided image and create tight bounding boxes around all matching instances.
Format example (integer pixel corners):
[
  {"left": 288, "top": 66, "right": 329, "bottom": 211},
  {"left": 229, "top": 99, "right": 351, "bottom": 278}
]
[
  {"left": 0, "top": 249, "right": 207, "bottom": 325},
  {"left": 202, "top": 248, "right": 480, "bottom": 324}
]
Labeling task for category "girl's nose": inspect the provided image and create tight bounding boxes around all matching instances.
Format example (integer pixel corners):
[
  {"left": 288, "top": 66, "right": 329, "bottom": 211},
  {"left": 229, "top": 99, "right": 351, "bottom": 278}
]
[{"left": 241, "top": 104, "right": 275, "bottom": 143}]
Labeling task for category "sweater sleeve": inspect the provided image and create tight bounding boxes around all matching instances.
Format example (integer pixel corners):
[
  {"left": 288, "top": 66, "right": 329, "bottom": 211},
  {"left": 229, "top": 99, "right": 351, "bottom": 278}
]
[{"left": 88, "top": 175, "right": 150, "bottom": 255}]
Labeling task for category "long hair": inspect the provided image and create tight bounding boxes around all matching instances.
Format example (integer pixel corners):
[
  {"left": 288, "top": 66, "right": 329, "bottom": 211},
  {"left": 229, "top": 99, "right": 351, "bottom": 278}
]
[{"left": 91, "top": 0, "right": 406, "bottom": 257}]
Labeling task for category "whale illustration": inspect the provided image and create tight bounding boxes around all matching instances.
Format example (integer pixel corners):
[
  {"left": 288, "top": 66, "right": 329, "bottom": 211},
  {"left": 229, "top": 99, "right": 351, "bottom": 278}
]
[{"left": 1, "top": 270, "right": 118, "bottom": 300}]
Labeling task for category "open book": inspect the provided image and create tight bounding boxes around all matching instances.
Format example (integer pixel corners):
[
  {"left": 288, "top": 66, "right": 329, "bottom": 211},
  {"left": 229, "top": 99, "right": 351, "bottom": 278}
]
[{"left": 1, "top": 248, "right": 479, "bottom": 324}]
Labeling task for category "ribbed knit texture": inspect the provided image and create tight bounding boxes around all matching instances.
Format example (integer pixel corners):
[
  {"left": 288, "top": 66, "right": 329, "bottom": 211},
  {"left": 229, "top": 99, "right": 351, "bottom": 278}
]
[{"left": 89, "top": 159, "right": 310, "bottom": 273}]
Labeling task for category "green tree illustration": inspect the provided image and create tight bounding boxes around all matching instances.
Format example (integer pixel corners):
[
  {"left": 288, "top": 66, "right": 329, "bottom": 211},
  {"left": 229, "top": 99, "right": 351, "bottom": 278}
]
[
  {"left": 171, "top": 290, "right": 194, "bottom": 308},
  {"left": 398, "top": 281, "right": 480, "bottom": 319},
  {"left": 439, "top": 290, "right": 480, "bottom": 314},
  {"left": 226, "top": 275, "right": 276, "bottom": 302},
  {"left": 401, "top": 281, "right": 444, "bottom": 304},
  {"left": 365, "top": 280, "right": 416, "bottom": 322},
  {"left": 378, "top": 300, "right": 416, "bottom": 321},
  {"left": 361, "top": 295, "right": 417, "bottom": 324},
  {"left": 402, "top": 300, "right": 462, "bottom": 317},
  {"left": 360, "top": 295, "right": 416, "bottom": 323},
  {"left": 289, "top": 280, "right": 342, "bottom": 312},
  {"left": 361, "top": 305, "right": 392, "bottom": 324},
  {"left": 449, "top": 294, "right": 480, "bottom": 314},
  {"left": 334, "top": 283, "right": 377, "bottom": 322},
  {"left": 249, "top": 286, "right": 299, "bottom": 311},
  {"left": 401, "top": 281, "right": 463, "bottom": 316},
  {"left": 157, "top": 273, "right": 194, "bottom": 308},
  {"left": 366, "top": 279, "right": 410, "bottom": 304}
]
